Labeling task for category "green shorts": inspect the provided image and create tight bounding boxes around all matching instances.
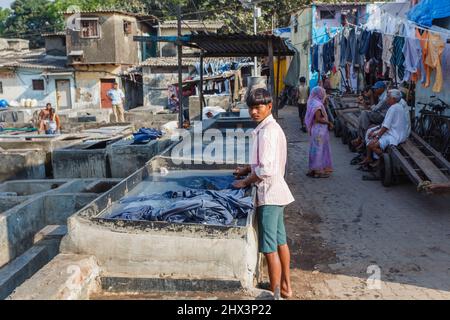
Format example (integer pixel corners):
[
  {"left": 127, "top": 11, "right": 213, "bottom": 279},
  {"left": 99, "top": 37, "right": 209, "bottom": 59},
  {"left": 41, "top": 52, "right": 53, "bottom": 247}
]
[{"left": 257, "top": 205, "right": 287, "bottom": 253}]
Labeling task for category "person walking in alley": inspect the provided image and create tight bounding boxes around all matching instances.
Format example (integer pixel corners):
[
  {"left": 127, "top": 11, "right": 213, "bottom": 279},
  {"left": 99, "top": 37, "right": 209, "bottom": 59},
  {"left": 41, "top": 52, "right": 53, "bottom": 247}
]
[
  {"left": 305, "top": 86, "right": 334, "bottom": 178},
  {"left": 297, "top": 76, "right": 309, "bottom": 133},
  {"left": 232, "top": 88, "right": 294, "bottom": 299},
  {"left": 107, "top": 82, "right": 125, "bottom": 123}
]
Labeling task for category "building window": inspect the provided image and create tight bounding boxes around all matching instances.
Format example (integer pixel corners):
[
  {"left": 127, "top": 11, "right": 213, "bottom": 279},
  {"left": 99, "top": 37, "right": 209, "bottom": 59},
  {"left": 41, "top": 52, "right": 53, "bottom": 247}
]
[
  {"left": 123, "top": 20, "right": 132, "bottom": 35},
  {"left": 80, "top": 19, "right": 99, "bottom": 38},
  {"left": 0, "top": 82, "right": 3, "bottom": 94},
  {"left": 320, "top": 10, "right": 335, "bottom": 20},
  {"left": 32, "top": 79, "right": 44, "bottom": 91}
]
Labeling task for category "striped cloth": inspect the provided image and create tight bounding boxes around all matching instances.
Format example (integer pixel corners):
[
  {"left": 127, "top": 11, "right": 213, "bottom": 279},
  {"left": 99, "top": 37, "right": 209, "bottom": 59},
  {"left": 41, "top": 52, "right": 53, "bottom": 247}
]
[{"left": 390, "top": 36, "right": 406, "bottom": 81}]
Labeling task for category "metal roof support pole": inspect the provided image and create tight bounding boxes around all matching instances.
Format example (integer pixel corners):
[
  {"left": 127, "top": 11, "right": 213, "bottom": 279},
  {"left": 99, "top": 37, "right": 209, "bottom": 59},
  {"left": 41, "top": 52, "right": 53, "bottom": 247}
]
[
  {"left": 199, "top": 51, "right": 204, "bottom": 121},
  {"left": 177, "top": 5, "right": 184, "bottom": 128},
  {"left": 276, "top": 53, "right": 281, "bottom": 119},
  {"left": 268, "top": 39, "right": 277, "bottom": 119}
]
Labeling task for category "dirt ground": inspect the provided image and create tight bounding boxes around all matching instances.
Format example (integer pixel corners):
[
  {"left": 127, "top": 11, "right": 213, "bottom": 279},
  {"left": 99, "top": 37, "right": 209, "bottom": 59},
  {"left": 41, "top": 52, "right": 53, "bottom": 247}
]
[{"left": 276, "top": 105, "right": 450, "bottom": 300}]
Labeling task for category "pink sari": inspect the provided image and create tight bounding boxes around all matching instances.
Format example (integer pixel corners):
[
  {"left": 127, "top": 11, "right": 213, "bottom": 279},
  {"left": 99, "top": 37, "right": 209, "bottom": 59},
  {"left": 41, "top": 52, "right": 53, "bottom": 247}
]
[{"left": 305, "top": 87, "right": 333, "bottom": 172}]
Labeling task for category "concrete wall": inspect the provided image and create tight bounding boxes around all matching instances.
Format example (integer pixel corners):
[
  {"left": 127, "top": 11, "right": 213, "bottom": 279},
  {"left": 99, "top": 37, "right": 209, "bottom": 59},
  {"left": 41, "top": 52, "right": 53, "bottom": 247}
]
[
  {"left": 44, "top": 36, "right": 66, "bottom": 57},
  {"left": 142, "top": 66, "right": 192, "bottom": 107},
  {"left": 0, "top": 150, "right": 47, "bottom": 182},
  {"left": 8, "top": 254, "right": 100, "bottom": 300},
  {"left": 107, "top": 138, "right": 175, "bottom": 178},
  {"left": 0, "top": 193, "right": 96, "bottom": 267},
  {"left": 66, "top": 13, "right": 141, "bottom": 64},
  {"left": 73, "top": 65, "right": 121, "bottom": 109},
  {"left": 52, "top": 148, "right": 108, "bottom": 179},
  {"left": 0, "top": 68, "right": 75, "bottom": 109},
  {"left": 291, "top": 8, "right": 312, "bottom": 83}
]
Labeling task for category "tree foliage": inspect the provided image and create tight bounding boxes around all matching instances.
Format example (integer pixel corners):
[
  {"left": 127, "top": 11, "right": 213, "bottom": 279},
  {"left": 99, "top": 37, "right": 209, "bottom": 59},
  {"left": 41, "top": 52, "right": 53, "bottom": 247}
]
[{"left": 0, "top": 0, "right": 338, "bottom": 47}]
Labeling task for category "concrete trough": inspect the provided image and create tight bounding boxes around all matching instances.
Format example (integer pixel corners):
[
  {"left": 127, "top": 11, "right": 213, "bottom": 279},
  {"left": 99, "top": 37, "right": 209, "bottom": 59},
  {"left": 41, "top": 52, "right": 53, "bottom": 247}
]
[
  {"left": 0, "top": 149, "right": 47, "bottom": 182},
  {"left": 61, "top": 163, "right": 262, "bottom": 292},
  {"left": 0, "top": 193, "right": 98, "bottom": 268},
  {"left": 0, "top": 178, "right": 120, "bottom": 298},
  {"left": 107, "top": 137, "right": 175, "bottom": 178},
  {"left": 0, "top": 134, "right": 93, "bottom": 178},
  {"left": 0, "top": 179, "right": 68, "bottom": 196},
  {"left": 52, "top": 138, "right": 123, "bottom": 179}
]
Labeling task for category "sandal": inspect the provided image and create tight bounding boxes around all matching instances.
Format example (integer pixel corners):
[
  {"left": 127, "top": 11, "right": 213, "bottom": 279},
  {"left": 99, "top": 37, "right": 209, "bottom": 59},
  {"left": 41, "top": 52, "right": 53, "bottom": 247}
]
[{"left": 313, "top": 173, "right": 330, "bottom": 178}]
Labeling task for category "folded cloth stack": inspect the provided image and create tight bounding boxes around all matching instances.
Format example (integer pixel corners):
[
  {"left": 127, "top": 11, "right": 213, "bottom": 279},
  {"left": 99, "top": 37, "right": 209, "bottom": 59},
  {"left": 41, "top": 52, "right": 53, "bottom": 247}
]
[
  {"left": 132, "top": 128, "right": 163, "bottom": 144},
  {"left": 109, "top": 187, "right": 254, "bottom": 226}
]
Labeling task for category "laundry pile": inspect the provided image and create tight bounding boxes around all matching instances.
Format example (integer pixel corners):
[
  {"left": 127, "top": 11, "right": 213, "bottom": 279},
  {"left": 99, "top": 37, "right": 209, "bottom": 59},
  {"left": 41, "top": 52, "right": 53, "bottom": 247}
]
[
  {"left": 109, "top": 188, "right": 253, "bottom": 225},
  {"left": 132, "top": 128, "right": 163, "bottom": 144},
  {"left": 108, "top": 175, "right": 254, "bottom": 226}
]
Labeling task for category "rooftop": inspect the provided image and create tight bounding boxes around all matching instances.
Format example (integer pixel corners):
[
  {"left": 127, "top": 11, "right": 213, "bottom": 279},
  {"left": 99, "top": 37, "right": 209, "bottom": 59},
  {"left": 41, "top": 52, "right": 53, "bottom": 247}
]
[
  {"left": 159, "top": 20, "right": 224, "bottom": 30},
  {"left": 63, "top": 10, "right": 158, "bottom": 22},
  {"left": 185, "top": 33, "right": 295, "bottom": 57},
  {"left": 0, "top": 49, "right": 71, "bottom": 71}
]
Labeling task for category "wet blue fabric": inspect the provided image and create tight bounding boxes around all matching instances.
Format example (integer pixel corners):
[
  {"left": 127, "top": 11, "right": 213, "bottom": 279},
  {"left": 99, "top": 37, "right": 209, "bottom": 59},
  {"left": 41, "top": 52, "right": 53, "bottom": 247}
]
[
  {"left": 133, "top": 128, "right": 163, "bottom": 144},
  {"left": 109, "top": 205, "right": 154, "bottom": 221},
  {"left": 166, "top": 175, "right": 236, "bottom": 190},
  {"left": 110, "top": 187, "right": 253, "bottom": 225}
]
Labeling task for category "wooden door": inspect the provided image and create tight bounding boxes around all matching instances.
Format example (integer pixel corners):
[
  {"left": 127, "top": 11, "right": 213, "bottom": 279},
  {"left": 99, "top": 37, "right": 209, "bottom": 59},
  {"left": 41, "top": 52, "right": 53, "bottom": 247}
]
[
  {"left": 100, "top": 79, "right": 116, "bottom": 108},
  {"left": 55, "top": 79, "right": 72, "bottom": 110}
]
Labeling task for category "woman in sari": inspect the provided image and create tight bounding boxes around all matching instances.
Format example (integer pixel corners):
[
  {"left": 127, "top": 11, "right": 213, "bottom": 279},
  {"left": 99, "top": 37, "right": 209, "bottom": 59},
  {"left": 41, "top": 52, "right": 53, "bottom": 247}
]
[{"left": 305, "top": 86, "right": 334, "bottom": 178}]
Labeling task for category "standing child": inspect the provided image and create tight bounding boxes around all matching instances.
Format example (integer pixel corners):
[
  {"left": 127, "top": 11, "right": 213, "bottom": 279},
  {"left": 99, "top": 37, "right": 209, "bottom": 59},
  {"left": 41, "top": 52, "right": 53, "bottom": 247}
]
[{"left": 297, "top": 77, "right": 309, "bottom": 133}]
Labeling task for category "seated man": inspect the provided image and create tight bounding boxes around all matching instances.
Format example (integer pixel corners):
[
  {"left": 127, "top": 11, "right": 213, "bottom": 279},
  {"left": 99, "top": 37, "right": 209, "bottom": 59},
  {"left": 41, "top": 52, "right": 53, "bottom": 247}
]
[
  {"left": 38, "top": 103, "right": 52, "bottom": 134},
  {"left": 361, "top": 89, "right": 410, "bottom": 166},
  {"left": 352, "top": 81, "right": 388, "bottom": 149},
  {"left": 358, "top": 86, "right": 375, "bottom": 110},
  {"left": 44, "top": 108, "right": 61, "bottom": 134}
]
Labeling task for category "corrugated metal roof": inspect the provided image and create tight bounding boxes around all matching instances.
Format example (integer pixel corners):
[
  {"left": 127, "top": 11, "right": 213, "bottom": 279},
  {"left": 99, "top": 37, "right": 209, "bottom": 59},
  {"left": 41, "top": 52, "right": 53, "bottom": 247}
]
[
  {"left": 63, "top": 10, "right": 158, "bottom": 21},
  {"left": 187, "top": 33, "right": 295, "bottom": 57},
  {"left": 159, "top": 20, "right": 224, "bottom": 30},
  {"left": 42, "top": 32, "right": 66, "bottom": 37},
  {"left": 0, "top": 49, "right": 72, "bottom": 71},
  {"left": 140, "top": 57, "right": 198, "bottom": 67},
  {"left": 139, "top": 56, "right": 250, "bottom": 68}
]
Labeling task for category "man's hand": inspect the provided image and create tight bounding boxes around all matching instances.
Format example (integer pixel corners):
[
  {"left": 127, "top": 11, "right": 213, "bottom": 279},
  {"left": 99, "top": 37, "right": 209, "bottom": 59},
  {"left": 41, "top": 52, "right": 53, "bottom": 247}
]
[
  {"left": 232, "top": 179, "right": 248, "bottom": 189},
  {"left": 369, "top": 130, "right": 379, "bottom": 139},
  {"left": 234, "top": 166, "right": 250, "bottom": 178}
]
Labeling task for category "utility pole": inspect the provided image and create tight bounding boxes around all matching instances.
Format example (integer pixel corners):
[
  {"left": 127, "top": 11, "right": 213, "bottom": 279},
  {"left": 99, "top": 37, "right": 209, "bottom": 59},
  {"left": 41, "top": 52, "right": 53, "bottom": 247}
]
[
  {"left": 252, "top": 4, "right": 261, "bottom": 76},
  {"left": 241, "top": 0, "right": 262, "bottom": 76},
  {"left": 177, "top": 5, "right": 183, "bottom": 129}
]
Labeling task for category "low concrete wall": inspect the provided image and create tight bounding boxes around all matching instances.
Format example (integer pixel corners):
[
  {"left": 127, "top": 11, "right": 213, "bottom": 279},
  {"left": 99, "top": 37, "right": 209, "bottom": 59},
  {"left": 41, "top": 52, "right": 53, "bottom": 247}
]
[
  {"left": 107, "top": 138, "right": 175, "bottom": 178},
  {"left": 52, "top": 137, "right": 124, "bottom": 179},
  {"left": 0, "top": 179, "right": 68, "bottom": 196},
  {"left": 0, "top": 150, "right": 47, "bottom": 182},
  {"left": 125, "top": 109, "right": 178, "bottom": 129},
  {"left": 52, "top": 149, "right": 109, "bottom": 179},
  {"left": 8, "top": 254, "right": 100, "bottom": 300},
  {"left": 0, "top": 193, "right": 97, "bottom": 267},
  {"left": 0, "top": 108, "right": 39, "bottom": 123}
]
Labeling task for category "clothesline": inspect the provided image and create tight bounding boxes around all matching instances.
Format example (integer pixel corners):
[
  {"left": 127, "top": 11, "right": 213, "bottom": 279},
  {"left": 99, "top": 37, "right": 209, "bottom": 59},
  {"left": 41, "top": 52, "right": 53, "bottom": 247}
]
[{"left": 310, "top": 21, "right": 449, "bottom": 49}]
